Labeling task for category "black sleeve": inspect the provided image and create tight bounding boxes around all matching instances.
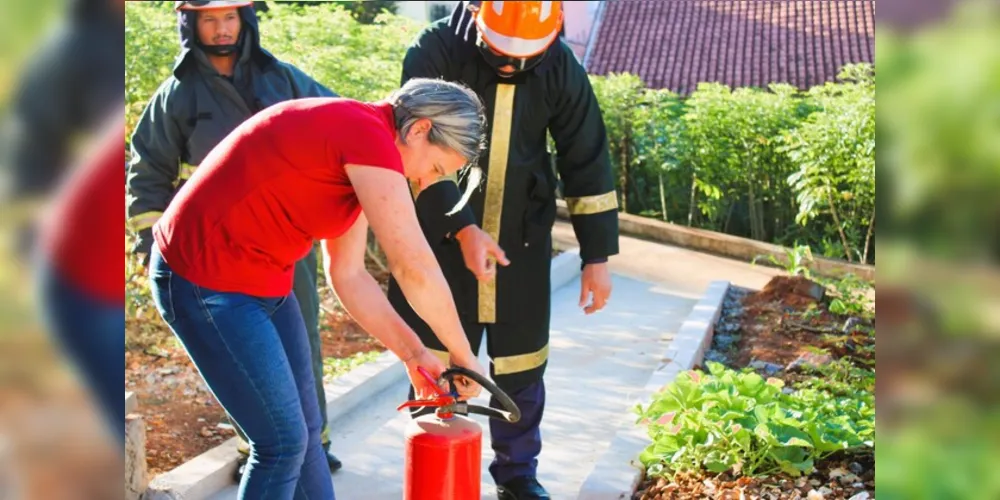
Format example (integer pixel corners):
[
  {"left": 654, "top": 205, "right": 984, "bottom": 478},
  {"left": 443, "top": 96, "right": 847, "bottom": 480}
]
[
  {"left": 548, "top": 44, "right": 619, "bottom": 261},
  {"left": 125, "top": 80, "right": 184, "bottom": 256}
]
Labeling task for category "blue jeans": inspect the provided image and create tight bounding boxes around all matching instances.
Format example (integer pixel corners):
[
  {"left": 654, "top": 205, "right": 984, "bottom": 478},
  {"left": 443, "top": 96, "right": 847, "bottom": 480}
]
[
  {"left": 148, "top": 247, "right": 335, "bottom": 500},
  {"left": 35, "top": 258, "right": 125, "bottom": 447}
]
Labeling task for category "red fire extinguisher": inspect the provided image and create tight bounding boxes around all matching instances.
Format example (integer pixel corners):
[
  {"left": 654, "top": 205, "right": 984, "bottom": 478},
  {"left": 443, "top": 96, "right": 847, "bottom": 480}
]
[{"left": 396, "top": 366, "right": 521, "bottom": 500}]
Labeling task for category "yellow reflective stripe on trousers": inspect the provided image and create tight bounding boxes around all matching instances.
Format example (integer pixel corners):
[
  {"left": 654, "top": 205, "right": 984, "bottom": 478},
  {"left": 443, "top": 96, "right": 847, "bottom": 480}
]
[
  {"left": 493, "top": 343, "right": 549, "bottom": 376},
  {"left": 127, "top": 211, "right": 164, "bottom": 232},
  {"left": 566, "top": 191, "right": 619, "bottom": 215},
  {"left": 478, "top": 83, "right": 516, "bottom": 324}
]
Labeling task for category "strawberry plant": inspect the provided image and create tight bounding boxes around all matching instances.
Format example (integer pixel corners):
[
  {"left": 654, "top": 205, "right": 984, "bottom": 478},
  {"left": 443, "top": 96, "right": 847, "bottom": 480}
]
[{"left": 635, "top": 362, "right": 874, "bottom": 479}]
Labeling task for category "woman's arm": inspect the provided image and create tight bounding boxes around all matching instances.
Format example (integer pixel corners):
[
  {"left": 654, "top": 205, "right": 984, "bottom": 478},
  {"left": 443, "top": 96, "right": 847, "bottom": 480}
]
[
  {"left": 321, "top": 215, "right": 426, "bottom": 363},
  {"left": 342, "top": 164, "right": 478, "bottom": 368},
  {"left": 322, "top": 217, "right": 475, "bottom": 399}
]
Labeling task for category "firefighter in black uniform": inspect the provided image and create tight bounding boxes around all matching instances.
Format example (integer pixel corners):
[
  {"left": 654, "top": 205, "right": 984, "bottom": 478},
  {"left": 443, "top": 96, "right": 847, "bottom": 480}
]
[{"left": 388, "top": 2, "right": 619, "bottom": 498}]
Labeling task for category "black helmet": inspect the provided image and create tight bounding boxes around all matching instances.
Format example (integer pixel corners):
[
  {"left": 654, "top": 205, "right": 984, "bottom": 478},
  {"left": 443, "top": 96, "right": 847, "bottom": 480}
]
[
  {"left": 175, "top": 1, "right": 254, "bottom": 56},
  {"left": 174, "top": 1, "right": 252, "bottom": 10}
]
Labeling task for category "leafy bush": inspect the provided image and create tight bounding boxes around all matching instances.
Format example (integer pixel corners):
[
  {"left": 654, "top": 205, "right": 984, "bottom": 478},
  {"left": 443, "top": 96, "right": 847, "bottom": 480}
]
[
  {"left": 877, "top": 402, "right": 1000, "bottom": 500},
  {"left": 680, "top": 82, "right": 805, "bottom": 238},
  {"left": 591, "top": 69, "right": 875, "bottom": 264},
  {"left": 125, "top": 3, "right": 178, "bottom": 137},
  {"left": 590, "top": 74, "right": 685, "bottom": 219},
  {"left": 635, "top": 362, "right": 875, "bottom": 478},
  {"left": 782, "top": 64, "right": 875, "bottom": 263},
  {"left": 255, "top": 2, "right": 421, "bottom": 103},
  {"left": 877, "top": 0, "right": 1000, "bottom": 262}
]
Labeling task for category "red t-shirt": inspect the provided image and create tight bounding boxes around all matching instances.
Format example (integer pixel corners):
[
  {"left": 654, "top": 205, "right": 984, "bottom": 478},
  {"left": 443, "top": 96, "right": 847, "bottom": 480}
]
[
  {"left": 39, "top": 111, "right": 125, "bottom": 305},
  {"left": 153, "top": 98, "right": 404, "bottom": 297}
]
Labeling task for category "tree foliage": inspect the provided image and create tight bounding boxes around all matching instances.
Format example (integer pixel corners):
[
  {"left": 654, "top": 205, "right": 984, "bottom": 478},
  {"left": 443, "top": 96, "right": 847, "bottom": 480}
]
[
  {"left": 591, "top": 70, "right": 875, "bottom": 264},
  {"left": 781, "top": 64, "right": 875, "bottom": 263}
]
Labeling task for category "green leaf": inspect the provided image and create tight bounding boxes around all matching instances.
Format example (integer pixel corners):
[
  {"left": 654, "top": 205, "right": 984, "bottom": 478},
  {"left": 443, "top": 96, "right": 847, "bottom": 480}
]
[
  {"left": 829, "top": 298, "right": 848, "bottom": 314},
  {"left": 738, "top": 372, "right": 765, "bottom": 394},
  {"left": 755, "top": 424, "right": 777, "bottom": 445},
  {"left": 782, "top": 437, "right": 815, "bottom": 448},
  {"left": 706, "top": 460, "right": 730, "bottom": 473},
  {"left": 706, "top": 362, "right": 727, "bottom": 378},
  {"left": 754, "top": 405, "right": 774, "bottom": 424}
]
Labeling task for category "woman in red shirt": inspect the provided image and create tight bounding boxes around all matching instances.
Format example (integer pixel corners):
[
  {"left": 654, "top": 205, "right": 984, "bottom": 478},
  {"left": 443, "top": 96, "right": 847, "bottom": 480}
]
[
  {"left": 148, "top": 78, "right": 501, "bottom": 499},
  {"left": 35, "top": 107, "right": 124, "bottom": 448}
]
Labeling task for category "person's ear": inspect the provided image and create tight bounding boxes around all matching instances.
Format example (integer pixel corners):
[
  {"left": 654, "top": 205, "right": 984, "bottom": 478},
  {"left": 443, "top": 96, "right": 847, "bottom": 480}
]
[{"left": 413, "top": 118, "right": 432, "bottom": 138}]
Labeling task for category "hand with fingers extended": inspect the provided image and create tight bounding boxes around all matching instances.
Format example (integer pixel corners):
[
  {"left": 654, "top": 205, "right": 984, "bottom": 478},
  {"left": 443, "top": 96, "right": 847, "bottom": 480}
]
[
  {"left": 455, "top": 225, "right": 510, "bottom": 281},
  {"left": 580, "top": 262, "right": 612, "bottom": 314}
]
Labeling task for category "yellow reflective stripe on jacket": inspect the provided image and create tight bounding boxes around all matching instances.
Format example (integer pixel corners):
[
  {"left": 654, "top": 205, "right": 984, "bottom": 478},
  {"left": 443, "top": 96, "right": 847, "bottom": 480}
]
[
  {"left": 478, "top": 83, "right": 517, "bottom": 324},
  {"left": 127, "top": 211, "right": 164, "bottom": 232},
  {"left": 178, "top": 162, "right": 198, "bottom": 180},
  {"left": 566, "top": 191, "right": 619, "bottom": 215}
]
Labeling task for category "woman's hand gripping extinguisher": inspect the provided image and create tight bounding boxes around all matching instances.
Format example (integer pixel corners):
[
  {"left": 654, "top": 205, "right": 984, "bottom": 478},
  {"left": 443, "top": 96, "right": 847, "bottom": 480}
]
[{"left": 396, "top": 366, "right": 521, "bottom": 500}]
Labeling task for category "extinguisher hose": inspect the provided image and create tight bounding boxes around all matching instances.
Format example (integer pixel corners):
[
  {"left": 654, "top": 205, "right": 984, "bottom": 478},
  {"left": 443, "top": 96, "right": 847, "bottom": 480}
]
[
  {"left": 441, "top": 367, "right": 522, "bottom": 423},
  {"left": 465, "top": 404, "right": 518, "bottom": 423}
]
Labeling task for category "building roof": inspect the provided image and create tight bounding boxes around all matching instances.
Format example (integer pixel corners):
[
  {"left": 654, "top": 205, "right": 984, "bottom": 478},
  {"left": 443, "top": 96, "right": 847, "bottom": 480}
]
[{"left": 585, "top": 0, "right": 876, "bottom": 94}]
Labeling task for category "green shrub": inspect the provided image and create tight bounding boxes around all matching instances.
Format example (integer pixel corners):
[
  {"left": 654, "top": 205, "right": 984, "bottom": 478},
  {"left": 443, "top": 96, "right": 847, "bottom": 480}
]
[{"left": 635, "top": 362, "right": 875, "bottom": 478}]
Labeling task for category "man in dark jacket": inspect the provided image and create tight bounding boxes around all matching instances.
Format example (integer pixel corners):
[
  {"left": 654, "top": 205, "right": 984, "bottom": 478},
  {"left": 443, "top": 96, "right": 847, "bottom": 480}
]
[
  {"left": 1, "top": 0, "right": 124, "bottom": 258},
  {"left": 125, "top": 0, "right": 342, "bottom": 480},
  {"left": 389, "top": 2, "right": 619, "bottom": 498}
]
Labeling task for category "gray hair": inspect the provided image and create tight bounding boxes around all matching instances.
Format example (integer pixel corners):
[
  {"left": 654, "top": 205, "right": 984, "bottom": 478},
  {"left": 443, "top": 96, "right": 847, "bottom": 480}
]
[{"left": 387, "top": 78, "right": 486, "bottom": 214}]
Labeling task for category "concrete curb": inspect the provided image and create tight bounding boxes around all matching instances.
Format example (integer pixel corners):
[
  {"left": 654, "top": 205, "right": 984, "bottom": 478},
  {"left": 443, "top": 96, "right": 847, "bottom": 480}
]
[
  {"left": 144, "top": 248, "right": 584, "bottom": 500},
  {"left": 555, "top": 200, "right": 874, "bottom": 282},
  {"left": 126, "top": 391, "right": 138, "bottom": 414},
  {"left": 576, "top": 281, "right": 730, "bottom": 500},
  {"left": 144, "top": 351, "right": 406, "bottom": 500}
]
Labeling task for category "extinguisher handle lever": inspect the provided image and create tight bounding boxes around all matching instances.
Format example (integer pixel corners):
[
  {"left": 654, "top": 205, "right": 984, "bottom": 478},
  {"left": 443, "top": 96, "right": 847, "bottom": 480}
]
[{"left": 440, "top": 367, "right": 521, "bottom": 423}]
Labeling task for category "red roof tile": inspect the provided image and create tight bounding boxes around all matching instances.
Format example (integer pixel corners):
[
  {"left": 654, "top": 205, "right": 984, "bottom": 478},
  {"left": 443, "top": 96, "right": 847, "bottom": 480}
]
[{"left": 585, "top": 0, "right": 876, "bottom": 94}]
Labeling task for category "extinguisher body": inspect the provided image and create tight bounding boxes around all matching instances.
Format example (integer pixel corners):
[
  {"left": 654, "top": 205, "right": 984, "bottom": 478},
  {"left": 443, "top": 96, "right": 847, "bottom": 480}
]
[
  {"left": 397, "top": 367, "right": 522, "bottom": 500},
  {"left": 404, "top": 413, "right": 482, "bottom": 500}
]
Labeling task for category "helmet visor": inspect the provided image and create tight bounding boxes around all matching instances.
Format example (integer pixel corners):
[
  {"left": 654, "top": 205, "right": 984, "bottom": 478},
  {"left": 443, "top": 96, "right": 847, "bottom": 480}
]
[{"left": 476, "top": 36, "right": 547, "bottom": 77}]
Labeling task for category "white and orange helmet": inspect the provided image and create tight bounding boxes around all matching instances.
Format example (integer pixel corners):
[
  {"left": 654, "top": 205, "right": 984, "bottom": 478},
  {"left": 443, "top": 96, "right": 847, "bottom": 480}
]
[
  {"left": 469, "top": 1, "right": 563, "bottom": 76},
  {"left": 475, "top": 1, "right": 563, "bottom": 58}
]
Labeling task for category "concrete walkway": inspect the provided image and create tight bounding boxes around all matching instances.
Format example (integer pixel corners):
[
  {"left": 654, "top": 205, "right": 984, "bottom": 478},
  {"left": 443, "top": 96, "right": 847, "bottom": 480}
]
[
  {"left": 208, "top": 223, "right": 780, "bottom": 499},
  {"left": 552, "top": 221, "right": 782, "bottom": 296}
]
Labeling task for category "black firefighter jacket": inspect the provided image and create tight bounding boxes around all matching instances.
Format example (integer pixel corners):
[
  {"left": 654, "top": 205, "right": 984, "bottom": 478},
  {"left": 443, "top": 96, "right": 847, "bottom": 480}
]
[{"left": 388, "top": 5, "right": 620, "bottom": 327}]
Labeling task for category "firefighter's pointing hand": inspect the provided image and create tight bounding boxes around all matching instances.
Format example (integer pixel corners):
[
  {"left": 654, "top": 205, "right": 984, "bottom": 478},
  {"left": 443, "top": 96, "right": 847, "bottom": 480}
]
[{"left": 455, "top": 225, "right": 510, "bottom": 281}]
